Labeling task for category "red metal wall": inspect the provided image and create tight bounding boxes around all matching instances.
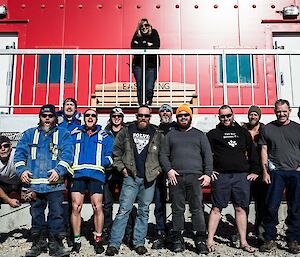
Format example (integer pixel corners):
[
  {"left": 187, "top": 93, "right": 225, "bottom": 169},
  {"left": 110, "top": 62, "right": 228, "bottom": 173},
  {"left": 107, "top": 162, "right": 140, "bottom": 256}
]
[{"left": 0, "top": 0, "right": 299, "bottom": 113}]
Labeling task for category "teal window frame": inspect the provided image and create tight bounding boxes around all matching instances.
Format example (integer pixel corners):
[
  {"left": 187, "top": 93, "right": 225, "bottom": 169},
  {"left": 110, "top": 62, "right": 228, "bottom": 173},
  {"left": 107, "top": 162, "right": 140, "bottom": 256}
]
[
  {"left": 219, "top": 54, "right": 254, "bottom": 84},
  {"left": 38, "top": 54, "right": 73, "bottom": 84}
]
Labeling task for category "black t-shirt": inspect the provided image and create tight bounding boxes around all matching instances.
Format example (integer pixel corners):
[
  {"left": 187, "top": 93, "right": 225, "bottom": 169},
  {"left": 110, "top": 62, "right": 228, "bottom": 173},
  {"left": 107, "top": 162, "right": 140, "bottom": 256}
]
[{"left": 129, "top": 124, "right": 154, "bottom": 178}]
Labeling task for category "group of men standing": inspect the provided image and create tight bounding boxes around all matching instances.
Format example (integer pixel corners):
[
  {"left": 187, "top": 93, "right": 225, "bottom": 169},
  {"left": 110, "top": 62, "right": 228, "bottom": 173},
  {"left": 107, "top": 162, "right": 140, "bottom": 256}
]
[{"left": 1, "top": 98, "right": 300, "bottom": 256}]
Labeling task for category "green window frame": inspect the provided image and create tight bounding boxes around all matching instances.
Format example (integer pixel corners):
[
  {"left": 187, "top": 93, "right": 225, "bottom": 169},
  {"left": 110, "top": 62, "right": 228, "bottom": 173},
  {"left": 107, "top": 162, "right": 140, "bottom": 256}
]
[
  {"left": 38, "top": 54, "right": 73, "bottom": 84},
  {"left": 219, "top": 54, "right": 254, "bottom": 84}
]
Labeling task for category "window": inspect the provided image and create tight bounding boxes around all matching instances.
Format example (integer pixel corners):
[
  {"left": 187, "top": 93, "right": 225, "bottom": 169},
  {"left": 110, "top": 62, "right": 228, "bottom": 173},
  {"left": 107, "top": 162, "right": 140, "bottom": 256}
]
[
  {"left": 219, "top": 54, "right": 254, "bottom": 84},
  {"left": 38, "top": 54, "right": 73, "bottom": 84}
]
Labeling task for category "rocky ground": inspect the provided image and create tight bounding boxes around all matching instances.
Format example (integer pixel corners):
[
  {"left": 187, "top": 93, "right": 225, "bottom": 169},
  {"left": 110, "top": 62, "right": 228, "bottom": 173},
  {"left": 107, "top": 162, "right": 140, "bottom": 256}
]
[{"left": 0, "top": 216, "right": 298, "bottom": 257}]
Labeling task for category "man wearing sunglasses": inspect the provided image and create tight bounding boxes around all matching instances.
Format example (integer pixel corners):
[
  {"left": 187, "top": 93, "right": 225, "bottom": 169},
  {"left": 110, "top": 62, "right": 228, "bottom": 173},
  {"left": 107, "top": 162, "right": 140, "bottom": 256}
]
[
  {"left": 70, "top": 108, "right": 113, "bottom": 254},
  {"left": 0, "top": 136, "right": 21, "bottom": 208},
  {"left": 206, "top": 105, "right": 259, "bottom": 253},
  {"left": 106, "top": 105, "right": 163, "bottom": 256},
  {"left": 160, "top": 103, "right": 213, "bottom": 254},
  {"left": 14, "top": 104, "right": 73, "bottom": 257},
  {"left": 151, "top": 104, "right": 177, "bottom": 249},
  {"left": 103, "top": 107, "right": 136, "bottom": 246}
]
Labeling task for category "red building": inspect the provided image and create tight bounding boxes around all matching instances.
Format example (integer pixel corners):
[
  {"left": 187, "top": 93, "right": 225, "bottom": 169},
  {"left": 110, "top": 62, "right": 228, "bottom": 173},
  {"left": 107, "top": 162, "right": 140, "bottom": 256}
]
[{"left": 0, "top": 0, "right": 300, "bottom": 114}]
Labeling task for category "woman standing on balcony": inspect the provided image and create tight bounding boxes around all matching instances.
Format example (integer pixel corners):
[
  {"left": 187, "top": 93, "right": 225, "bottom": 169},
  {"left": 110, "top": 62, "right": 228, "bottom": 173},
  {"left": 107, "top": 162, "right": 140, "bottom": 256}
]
[{"left": 131, "top": 18, "right": 160, "bottom": 106}]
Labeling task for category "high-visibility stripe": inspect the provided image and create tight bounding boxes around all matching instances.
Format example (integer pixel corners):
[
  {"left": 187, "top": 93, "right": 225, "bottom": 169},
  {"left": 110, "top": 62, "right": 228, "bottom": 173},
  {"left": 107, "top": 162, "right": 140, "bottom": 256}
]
[
  {"left": 15, "top": 161, "right": 26, "bottom": 168},
  {"left": 73, "top": 132, "right": 81, "bottom": 167},
  {"left": 106, "top": 156, "right": 113, "bottom": 165},
  {"left": 96, "top": 133, "right": 103, "bottom": 167},
  {"left": 58, "top": 160, "right": 74, "bottom": 175},
  {"left": 31, "top": 129, "right": 40, "bottom": 160},
  {"left": 30, "top": 178, "right": 64, "bottom": 185},
  {"left": 72, "top": 164, "right": 104, "bottom": 172},
  {"left": 52, "top": 130, "right": 59, "bottom": 160}
]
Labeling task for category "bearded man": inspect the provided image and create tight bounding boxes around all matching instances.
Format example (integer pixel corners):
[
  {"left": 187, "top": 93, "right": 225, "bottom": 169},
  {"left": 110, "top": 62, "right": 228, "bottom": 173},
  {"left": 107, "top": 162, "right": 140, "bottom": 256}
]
[
  {"left": 106, "top": 105, "right": 163, "bottom": 256},
  {"left": 14, "top": 104, "right": 73, "bottom": 257},
  {"left": 159, "top": 103, "right": 213, "bottom": 254}
]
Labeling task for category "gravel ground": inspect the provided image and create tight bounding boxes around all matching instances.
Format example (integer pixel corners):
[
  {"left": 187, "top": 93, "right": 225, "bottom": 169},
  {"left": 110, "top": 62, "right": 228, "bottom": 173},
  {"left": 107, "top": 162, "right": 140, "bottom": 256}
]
[{"left": 0, "top": 218, "right": 298, "bottom": 257}]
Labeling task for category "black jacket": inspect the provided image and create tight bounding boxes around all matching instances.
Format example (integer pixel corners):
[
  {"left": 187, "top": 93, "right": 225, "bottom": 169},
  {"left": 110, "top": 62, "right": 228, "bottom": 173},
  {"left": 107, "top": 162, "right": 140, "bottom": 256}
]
[{"left": 131, "top": 28, "right": 160, "bottom": 69}]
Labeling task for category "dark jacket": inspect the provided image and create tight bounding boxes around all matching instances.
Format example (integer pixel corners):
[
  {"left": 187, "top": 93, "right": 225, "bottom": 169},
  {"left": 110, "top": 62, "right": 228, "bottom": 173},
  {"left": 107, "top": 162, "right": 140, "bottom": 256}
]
[
  {"left": 131, "top": 28, "right": 160, "bottom": 69},
  {"left": 207, "top": 122, "right": 259, "bottom": 174},
  {"left": 113, "top": 123, "right": 163, "bottom": 182}
]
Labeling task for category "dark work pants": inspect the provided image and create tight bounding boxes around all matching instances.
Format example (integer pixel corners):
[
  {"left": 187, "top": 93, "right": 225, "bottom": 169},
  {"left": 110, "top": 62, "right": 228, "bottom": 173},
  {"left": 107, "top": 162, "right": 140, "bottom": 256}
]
[
  {"left": 170, "top": 174, "right": 206, "bottom": 233},
  {"left": 153, "top": 174, "right": 167, "bottom": 233},
  {"left": 263, "top": 169, "right": 300, "bottom": 242},
  {"left": 30, "top": 190, "right": 65, "bottom": 235}
]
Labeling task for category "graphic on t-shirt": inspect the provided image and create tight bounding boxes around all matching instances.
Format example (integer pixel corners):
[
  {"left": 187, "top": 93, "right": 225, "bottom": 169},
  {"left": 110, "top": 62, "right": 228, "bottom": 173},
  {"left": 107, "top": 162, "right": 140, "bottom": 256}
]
[
  {"left": 133, "top": 133, "right": 150, "bottom": 154},
  {"left": 228, "top": 140, "right": 237, "bottom": 147}
]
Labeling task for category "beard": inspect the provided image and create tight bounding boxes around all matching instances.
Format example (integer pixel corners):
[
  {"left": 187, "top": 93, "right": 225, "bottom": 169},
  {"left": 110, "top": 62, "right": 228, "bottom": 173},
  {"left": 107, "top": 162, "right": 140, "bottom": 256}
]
[
  {"left": 249, "top": 119, "right": 259, "bottom": 127},
  {"left": 137, "top": 120, "right": 149, "bottom": 131},
  {"left": 178, "top": 118, "right": 192, "bottom": 130},
  {"left": 39, "top": 120, "right": 56, "bottom": 132},
  {"left": 160, "top": 115, "right": 172, "bottom": 124}
]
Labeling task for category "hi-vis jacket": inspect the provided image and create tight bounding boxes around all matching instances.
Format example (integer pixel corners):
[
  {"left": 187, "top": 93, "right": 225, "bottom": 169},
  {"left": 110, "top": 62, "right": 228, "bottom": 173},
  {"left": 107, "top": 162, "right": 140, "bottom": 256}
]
[
  {"left": 71, "top": 125, "right": 113, "bottom": 183},
  {"left": 14, "top": 126, "right": 74, "bottom": 193}
]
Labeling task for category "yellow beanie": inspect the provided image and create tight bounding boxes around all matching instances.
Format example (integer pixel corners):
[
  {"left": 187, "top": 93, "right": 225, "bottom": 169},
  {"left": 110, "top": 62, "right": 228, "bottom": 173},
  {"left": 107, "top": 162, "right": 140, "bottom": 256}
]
[{"left": 176, "top": 104, "right": 193, "bottom": 117}]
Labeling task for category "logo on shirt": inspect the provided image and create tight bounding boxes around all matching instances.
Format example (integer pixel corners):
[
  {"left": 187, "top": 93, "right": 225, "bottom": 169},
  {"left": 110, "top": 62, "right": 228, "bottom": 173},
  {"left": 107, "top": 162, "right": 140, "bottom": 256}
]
[
  {"left": 228, "top": 140, "right": 237, "bottom": 147},
  {"left": 133, "top": 133, "right": 150, "bottom": 154}
]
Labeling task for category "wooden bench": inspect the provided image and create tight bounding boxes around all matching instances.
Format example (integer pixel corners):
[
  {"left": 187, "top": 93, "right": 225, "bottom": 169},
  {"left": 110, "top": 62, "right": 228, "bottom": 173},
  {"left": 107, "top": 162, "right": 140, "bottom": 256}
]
[{"left": 91, "top": 82, "right": 198, "bottom": 107}]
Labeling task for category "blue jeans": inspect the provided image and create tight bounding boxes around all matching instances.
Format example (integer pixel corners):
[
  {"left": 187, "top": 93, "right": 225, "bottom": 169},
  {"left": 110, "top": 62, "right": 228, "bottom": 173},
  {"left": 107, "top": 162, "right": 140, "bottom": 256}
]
[
  {"left": 109, "top": 176, "right": 156, "bottom": 249},
  {"left": 263, "top": 169, "right": 300, "bottom": 242},
  {"left": 133, "top": 66, "right": 157, "bottom": 105},
  {"left": 30, "top": 190, "right": 65, "bottom": 235}
]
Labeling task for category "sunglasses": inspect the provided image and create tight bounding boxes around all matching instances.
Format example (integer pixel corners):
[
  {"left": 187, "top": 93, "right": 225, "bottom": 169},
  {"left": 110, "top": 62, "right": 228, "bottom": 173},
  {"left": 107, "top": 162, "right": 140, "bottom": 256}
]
[
  {"left": 41, "top": 114, "right": 55, "bottom": 118},
  {"left": 0, "top": 143, "right": 10, "bottom": 149},
  {"left": 137, "top": 114, "right": 151, "bottom": 118},
  {"left": 85, "top": 113, "right": 97, "bottom": 118},
  {"left": 140, "top": 24, "right": 150, "bottom": 29},
  {"left": 112, "top": 114, "right": 123, "bottom": 118},
  {"left": 177, "top": 113, "right": 190, "bottom": 118},
  {"left": 219, "top": 114, "right": 233, "bottom": 119}
]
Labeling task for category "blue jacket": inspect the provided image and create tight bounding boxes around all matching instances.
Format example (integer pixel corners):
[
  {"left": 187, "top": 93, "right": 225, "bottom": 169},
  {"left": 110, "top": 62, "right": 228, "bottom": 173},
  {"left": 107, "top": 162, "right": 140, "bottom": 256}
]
[
  {"left": 57, "top": 110, "right": 83, "bottom": 133},
  {"left": 71, "top": 125, "right": 113, "bottom": 183},
  {"left": 14, "top": 126, "right": 74, "bottom": 193}
]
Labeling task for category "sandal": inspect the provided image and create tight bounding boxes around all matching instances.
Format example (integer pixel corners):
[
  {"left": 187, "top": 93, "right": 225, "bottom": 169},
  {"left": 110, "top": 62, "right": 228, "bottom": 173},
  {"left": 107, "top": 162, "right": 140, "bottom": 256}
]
[
  {"left": 240, "top": 245, "right": 255, "bottom": 253},
  {"left": 207, "top": 244, "right": 216, "bottom": 253}
]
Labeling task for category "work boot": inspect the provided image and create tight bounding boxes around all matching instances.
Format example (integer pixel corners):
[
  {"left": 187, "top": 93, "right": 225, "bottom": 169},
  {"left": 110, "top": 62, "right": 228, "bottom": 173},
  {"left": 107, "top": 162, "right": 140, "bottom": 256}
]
[
  {"left": 194, "top": 231, "right": 209, "bottom": 255},
  {"left": 48, "top": 233, "right": 70, "bottom": 257},
  {"left": 151, "top": 231, "right": 166, "bottom": 249},
  {"left": 287, "top": 240, "right": 300, "bottom": 254},
  {"left": 172, "top": 231, "right": 185, "bottom": 253},
  {"left": 259, "top": 240, "right": 277, "bottom": 252},
  {"left": 25, "top": 230, "right": 48, "bottom": 257}
]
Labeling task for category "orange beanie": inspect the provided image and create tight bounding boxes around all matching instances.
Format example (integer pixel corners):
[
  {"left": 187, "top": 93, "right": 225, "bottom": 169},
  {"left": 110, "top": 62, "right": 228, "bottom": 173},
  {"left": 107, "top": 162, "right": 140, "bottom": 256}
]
[{"left": 176, "top": 104, "right": 193, "bottom": 117}]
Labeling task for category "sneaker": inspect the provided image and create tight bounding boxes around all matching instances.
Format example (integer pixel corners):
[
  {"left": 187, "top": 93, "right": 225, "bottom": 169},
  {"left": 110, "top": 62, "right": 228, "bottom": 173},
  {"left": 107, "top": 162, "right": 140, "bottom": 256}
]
[
  {"left": 195, "top": 241, "right": 209, "bottom": 255},
  {"left": 259, "top": 240, "right": 277, "bottom": 252},
  {"left": 135, "top": 245, "right": 148, "bottom": 255},
  {"left": 94, "top": 241, "right": 105, "bottom": 254},
  {"left": 151, "top": 234, "right": 165, "bottom": 249},
  {"left": 105, "top": 246, "right": 119, "bottom": 256},
  {"left": 288, "top": 241, "right": 300, "bottom": 254},
  {"left": 71, "top": 242, "right": 81, "bottom": 253}
]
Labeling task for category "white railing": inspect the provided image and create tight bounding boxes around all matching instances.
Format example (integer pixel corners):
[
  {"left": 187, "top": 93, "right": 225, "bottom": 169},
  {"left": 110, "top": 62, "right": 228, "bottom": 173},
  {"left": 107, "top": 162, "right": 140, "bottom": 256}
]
[{"left": 0, "top": 49, "right": 300, "bottom": 113}]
